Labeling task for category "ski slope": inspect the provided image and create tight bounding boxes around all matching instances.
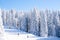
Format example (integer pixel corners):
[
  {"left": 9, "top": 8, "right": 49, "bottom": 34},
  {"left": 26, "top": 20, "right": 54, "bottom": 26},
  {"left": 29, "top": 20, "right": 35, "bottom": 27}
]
[
  {"left": 1, "top": 25, "right": 59, "bottom": 40},
  {"left": 4, "top": 25, "right": 38, "bottom": 40}
]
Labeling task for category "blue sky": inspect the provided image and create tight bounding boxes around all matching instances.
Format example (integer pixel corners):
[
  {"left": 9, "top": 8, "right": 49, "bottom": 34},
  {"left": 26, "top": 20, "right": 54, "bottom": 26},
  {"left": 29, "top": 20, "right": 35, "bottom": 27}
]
[{"left": 0, "top": 0, "right": 60, "bottom": 11}]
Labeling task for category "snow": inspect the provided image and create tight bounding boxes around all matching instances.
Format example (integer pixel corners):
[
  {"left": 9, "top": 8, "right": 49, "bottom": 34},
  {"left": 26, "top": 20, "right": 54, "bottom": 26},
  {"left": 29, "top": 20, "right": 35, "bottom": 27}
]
[
  {"left": 3, "top": 32, "right": 60, "bottom": 40},
  {"left": 2, "top": 25, "right": 60, "bottom": 40},
  {"left": 3, "top": 25, "right": 39, "bottom": 40},
  {"left": 4, "top": 32, "right": 38, "bottom": 40},
  {"left": 0, "top": 8, "right": 60, "bottom": 40},
  {"left": 3, "top": 29, "right": 60, "bottom": 40}
]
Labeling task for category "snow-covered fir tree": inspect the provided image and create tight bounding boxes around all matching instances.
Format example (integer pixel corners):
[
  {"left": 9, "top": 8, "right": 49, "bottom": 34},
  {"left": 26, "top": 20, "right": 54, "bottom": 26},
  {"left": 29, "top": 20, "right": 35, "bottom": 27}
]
[
  {"left": 40, "top": 10, "right": 48, "bottom": 37},
  {"left": 0, "top": 9, "right": 4, "bottom": 39}
]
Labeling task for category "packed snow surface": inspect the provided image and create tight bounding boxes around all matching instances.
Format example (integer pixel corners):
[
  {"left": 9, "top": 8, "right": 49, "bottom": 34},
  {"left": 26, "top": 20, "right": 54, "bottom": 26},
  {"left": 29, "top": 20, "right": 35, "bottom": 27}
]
[{"left": 0, "top": 26, "right": 59, "bottom": 40}]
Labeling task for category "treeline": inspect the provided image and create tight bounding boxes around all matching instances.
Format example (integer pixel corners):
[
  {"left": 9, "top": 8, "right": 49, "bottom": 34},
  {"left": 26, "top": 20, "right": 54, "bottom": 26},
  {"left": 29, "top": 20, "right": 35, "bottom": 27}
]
[{"left": 1, "top": 8, "right": 60, "bottom": 37}]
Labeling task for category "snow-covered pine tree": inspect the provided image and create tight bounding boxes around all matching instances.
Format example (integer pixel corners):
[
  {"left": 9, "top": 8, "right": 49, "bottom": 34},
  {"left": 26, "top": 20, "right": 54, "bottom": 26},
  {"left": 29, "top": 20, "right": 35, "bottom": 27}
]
[
  {"left": 9, "top": 9, "right": 14, "bottom": 27},
  {"left": 46, "top": 10, "right": 56, "bottom": 37},
  {"left": 26, "top": 12, "right": 31, "bottom": 33},
  {"left": 18, "top": 11, "right": 27, "bottom": 32},
  {"left": 12, "top": 10, "right": 16, "bottom": 27},
  {"left": 40, "top": 10, "right": 48, "bottom": 37},
  {"left": 2, "top": 9, "right": 7, "bottom": 25},
  {"left": 52, "top": 11, "right": 59, "bottom": 37},
  {"left": 6, "top": 10, "right": 10, "bottom": 26},
  {"left": 56, "top": 11, "right": 60, "bottom": 37},
  {"left": 57, "top": 11, "right": 60, "bottom": 37},
  {"left": 28, "top": 8, "right": 40, "bottom": 36},
  {"left": 0, "top": 8, "right": 4, "bottom": 39}
]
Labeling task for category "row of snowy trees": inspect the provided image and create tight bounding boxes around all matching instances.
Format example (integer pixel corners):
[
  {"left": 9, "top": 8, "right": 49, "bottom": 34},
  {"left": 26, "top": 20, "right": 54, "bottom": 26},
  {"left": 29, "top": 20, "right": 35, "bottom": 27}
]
[{"left": 1, "top": 8, "right": 60, "bottom": 37}]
